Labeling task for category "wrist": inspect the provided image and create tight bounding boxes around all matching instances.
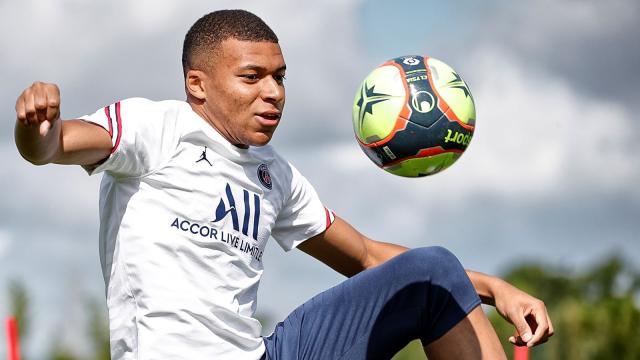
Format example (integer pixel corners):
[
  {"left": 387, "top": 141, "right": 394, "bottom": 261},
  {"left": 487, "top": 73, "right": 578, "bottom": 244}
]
[
  {"left": 482, "top": 276, "right": 506, "bottom": 306},
  {"left": 467, "top": 270, "right": 504, "bottom": 306}
]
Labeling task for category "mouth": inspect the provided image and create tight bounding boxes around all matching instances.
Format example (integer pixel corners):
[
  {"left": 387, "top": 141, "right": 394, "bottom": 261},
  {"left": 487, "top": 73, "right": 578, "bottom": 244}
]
[{"left": 255, "top": 111, "right": 282, "bottom": 127}]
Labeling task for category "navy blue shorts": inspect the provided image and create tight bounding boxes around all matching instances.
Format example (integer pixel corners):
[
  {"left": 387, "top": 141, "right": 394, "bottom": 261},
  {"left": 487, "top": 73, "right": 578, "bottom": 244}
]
[{"left": 262, "top": 246, "right": 481, "bottom": 360}]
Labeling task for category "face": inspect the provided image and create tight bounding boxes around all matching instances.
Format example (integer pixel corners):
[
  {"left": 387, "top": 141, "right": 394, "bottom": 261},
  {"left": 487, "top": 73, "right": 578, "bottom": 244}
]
[{"left": 193, "top": 39, "right": 286, "bottom": 147}]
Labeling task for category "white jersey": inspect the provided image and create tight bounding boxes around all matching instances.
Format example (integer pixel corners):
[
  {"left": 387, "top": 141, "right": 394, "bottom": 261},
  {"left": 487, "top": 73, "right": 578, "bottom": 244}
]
[{"left": 80, "top": 98, "right": 334, "bottom": 360}]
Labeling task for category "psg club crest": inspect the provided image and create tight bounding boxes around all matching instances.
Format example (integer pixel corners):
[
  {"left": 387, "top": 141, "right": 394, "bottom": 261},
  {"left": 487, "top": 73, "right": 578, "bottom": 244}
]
[{"left": 257, "top": 164, "right": 272, "bottom": 190}]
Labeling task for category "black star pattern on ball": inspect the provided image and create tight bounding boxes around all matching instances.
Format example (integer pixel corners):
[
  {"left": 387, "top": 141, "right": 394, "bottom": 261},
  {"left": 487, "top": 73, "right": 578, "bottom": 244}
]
[
  {"left": 446, "top": 72, "right": 471, "bottom": 98},
  {"left": 356, "top": 83, "right": 393, "bottom": 129}
]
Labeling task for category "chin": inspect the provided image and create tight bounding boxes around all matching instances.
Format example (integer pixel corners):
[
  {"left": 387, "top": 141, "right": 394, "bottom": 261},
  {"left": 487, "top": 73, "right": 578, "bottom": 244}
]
[
  {"left": 251, "top": 139, "right": 272, "bottom": 147},
  {"left": 248, "top": 132, "right": 275, "bottom": 147}
]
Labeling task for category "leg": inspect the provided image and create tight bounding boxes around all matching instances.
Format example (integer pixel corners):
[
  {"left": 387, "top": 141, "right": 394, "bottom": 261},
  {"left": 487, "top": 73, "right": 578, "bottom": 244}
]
[
  {"left": 263, "top": 246, "right": 506, "bottom": 359},
  {"left": 424, "top": 305, "right": 506, "bottom": 360}
]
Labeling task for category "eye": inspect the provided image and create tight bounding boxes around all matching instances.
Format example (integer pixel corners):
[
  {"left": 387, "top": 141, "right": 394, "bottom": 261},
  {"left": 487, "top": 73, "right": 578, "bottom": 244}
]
[
  {"left": 241, "top": 74, "right": 259, "bottom": 81},
  {"left": 274, "top": 74, "right": 286, "bottom": 84}
]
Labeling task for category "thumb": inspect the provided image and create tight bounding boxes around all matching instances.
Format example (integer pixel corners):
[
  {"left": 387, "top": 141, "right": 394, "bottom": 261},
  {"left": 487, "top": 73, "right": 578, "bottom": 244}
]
[
  {"left": 513, "top": 314, "right": 533, "bottom": 343},
  {"left": 39, "top": 120, "right": 52, "bottom": 136}
]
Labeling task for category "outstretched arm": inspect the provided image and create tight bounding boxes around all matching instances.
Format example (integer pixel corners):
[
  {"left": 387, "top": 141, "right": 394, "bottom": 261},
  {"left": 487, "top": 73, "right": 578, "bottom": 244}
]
[
  {"left": 15, "top": 81, "right": 112, "bottom": 166},
  {"left": 298, "top": 215, "right": 553, "bottom": 347},
  {"left": 466, "top": 270, "right": 554, "bottom": 347}
]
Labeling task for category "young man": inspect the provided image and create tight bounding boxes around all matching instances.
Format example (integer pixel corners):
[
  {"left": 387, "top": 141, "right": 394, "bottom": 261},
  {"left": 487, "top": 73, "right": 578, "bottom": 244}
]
[{"left": 14, "top": 9, "right": 552, "bottom": 360}]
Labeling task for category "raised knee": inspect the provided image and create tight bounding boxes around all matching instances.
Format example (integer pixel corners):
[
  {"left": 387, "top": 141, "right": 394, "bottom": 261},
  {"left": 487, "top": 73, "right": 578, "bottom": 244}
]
[
  {"left": 395, "top": 246, "right": 467, "bottom": 285},
  {"left": 403, "top": 246, "right": 460, "bottom": 269}
]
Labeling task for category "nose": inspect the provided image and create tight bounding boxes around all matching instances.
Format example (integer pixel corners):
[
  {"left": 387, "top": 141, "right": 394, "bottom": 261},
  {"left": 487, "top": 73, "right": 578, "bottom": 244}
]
[{"left": 261, "top": 76, "right": 285, "bottom": 104}]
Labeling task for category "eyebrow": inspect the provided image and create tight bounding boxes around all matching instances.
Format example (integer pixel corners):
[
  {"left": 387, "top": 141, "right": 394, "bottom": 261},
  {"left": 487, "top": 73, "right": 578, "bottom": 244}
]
[{"left": 239, "top": 64, "right": 287, "bottom": 72}]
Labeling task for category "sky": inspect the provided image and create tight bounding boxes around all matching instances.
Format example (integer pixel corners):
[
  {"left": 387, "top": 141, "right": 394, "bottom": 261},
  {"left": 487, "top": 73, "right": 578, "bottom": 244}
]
[{"left": 1, "top": 0, "right": 639, "bottom": 357}]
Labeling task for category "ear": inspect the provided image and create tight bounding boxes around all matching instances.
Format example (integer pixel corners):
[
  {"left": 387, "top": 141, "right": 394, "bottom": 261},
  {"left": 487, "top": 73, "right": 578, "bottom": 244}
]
[{"left": 186, "top": 70, "right": 207, "bottom": 100}]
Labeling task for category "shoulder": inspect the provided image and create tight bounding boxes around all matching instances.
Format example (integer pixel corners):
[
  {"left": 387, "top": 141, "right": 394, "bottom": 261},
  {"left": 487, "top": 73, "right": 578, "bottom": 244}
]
[
  {"left": 117, "top": 98, "right": 187, "bottom": 116},
  {"left": 114, "top": 98, "right": 192, "bottom": 134},
  {"left": 112, "top": 98, "right": 187, "bottom": 146}
]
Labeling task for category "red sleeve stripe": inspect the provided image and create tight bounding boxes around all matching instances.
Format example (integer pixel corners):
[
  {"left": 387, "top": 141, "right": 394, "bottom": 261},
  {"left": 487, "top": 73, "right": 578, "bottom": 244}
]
[
  {"left": 112, "top": 101, "right": 123, "bottom": 154},
  {"left": 324, "top": 207, "right": 336, "bottom": 230},
  {"left": 103, "top": 106, "right": 114, "bottom": 137}
]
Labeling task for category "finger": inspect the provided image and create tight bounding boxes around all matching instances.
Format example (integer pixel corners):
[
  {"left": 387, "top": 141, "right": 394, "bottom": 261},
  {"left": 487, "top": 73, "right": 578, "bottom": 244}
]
[
  {"left": 45, "top": 84, "right": 60, "bottom": 121},
  {"left": 34, "top": 88, "right": 48, "bottom": 123},
  {"left": 45, "top": 83, "right": 60, "bottom": 107},
  {"left": 45, "top": 106, "right": 60, "bottom": 123},
  {"left": 23, "top": 88, "right": 38, "bottom": 125},
  {"left": 509, "top": 335, "right": 526, "bottom": 347},
  {"left": 547, "top": 313, "right": 555, "bottom": 337},
  {"left": 527, "top": 311, "right": 549, "bottom": 347},
  {"left": 512, "top": 311, "right": 533, "bottom": 344},
  {"left": 15, "top": 95, "right": 27, "bottom": 123},
  {"left": 33, "top": 101, "right": 47, "bottom": 123},
  {"left": 39, "top": 120, "right": 52, "bottom": 136}
]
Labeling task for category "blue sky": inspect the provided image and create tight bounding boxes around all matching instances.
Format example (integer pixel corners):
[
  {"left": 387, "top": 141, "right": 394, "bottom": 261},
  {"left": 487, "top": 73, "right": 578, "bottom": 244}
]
[{"left": 1, "top": 0, "right": 638, "bottom": 357}]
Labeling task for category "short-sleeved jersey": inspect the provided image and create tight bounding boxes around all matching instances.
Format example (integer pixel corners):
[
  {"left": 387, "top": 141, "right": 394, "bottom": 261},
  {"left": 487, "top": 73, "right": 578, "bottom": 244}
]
[{"left": 80, "top": 98, "right": 335, "bottom": 359}]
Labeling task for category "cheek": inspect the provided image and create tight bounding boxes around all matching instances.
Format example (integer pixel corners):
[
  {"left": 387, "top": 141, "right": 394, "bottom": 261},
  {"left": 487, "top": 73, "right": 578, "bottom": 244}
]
[
  {"left": 223, "top": 85, "right": 253, "bottom": 108},
  {"left": 211, "top": 88, "right": 247, "bottom": 117},
  {"left": 207, "top": 80, "right": 258, "bottom": 129},
  {"left": 231, "top": 95, "right": 254, "bottom": 126}
]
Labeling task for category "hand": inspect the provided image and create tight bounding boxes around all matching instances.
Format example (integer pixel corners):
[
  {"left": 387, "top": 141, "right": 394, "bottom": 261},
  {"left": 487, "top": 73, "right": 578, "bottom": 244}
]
[
  {"left": 492, "top": 280, "right": 554, "bottom": 347},
  {"left": 15, "top": 82, "right": 61, "bottom": 136}
]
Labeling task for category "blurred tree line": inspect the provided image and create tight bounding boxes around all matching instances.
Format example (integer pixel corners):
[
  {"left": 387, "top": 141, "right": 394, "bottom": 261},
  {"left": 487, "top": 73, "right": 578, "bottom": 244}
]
[
  {"left": 6, "top": 254, "right": 639, "bottom": 359},
  {"left": 5, "top": 280, "right": 109, "bottom": 360},
  {"left": 392, "top": 254, "right": 640, "bottom": 360},
  {"left": 490, "top": 254, "right": 640, "bottom": 359}
]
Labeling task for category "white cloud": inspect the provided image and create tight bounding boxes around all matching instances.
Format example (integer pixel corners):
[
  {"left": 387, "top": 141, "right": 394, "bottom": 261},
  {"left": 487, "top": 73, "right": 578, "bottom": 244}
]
[
  {"left": 0, "top": 145, "right": 102, "bottom": 226},
  {"left": 124, "top": 0, "right": 183, "bottom": 35},
  {"left": 477, "top": 0, "right": 640, "bottom": 109},
  {"left": 456, "top": 46, "right": 639, "bottom": 198},
  {"left": 494, "top": 0, "right": 638, "bottom": 50}
]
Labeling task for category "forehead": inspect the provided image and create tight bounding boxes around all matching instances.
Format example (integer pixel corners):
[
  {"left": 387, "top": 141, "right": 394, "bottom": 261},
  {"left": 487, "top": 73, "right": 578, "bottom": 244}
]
[{"left": 216, "top": 38, "right": 285, "bottom": 70}]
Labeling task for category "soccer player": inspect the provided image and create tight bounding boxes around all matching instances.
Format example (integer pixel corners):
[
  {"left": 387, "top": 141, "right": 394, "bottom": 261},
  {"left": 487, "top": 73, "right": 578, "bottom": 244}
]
[{"left": 14, "top": 9, "right": 552, "bottom": 360}]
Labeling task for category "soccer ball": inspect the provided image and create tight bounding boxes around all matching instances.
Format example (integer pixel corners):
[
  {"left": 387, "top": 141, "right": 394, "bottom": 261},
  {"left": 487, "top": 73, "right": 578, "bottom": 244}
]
[{"left": 352, "top": 55, "right": 476, "bottom": 177}]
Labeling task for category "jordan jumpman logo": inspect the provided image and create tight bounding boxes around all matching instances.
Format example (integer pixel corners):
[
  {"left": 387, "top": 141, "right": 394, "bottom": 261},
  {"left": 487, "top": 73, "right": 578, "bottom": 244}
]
[{"left": 196, "top": 146, "right": 212, "bottom": 166}]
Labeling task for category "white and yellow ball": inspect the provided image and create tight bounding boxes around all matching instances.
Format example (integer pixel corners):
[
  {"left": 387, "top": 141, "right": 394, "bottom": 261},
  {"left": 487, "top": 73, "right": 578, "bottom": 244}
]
[{"left": 352, "top": 55, "right": 475, "bottom": 177}]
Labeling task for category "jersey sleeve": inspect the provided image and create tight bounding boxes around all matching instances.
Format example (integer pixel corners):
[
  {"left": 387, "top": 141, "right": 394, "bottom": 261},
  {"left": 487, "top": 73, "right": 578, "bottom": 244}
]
[
  {"left": 271, "top": 163, "right": 335, "bottom": 252},
  {"left": 79, "top": 98, "right": 178, "bottom": 177}
]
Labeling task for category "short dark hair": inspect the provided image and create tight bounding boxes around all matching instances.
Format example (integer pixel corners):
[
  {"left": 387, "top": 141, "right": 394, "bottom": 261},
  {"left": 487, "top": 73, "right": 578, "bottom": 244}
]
[{"left": 182, "top": 10, "right": 279, "bottom": 75}]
